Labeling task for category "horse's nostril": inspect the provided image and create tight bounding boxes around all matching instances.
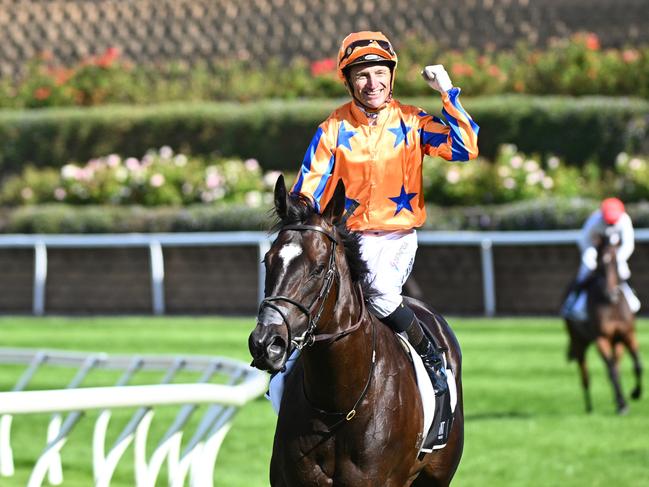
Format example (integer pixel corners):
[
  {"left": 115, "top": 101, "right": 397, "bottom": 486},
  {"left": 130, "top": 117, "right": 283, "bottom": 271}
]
[{"left": 267, "top": 336, "right": 286, "bottom": 359}]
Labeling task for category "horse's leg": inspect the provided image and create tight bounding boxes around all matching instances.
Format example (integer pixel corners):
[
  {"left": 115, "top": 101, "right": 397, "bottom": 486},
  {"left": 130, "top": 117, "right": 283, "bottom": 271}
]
[
  {"left": 595, "top": 337, "right": 628, "bottom": 414},
  {"left": 574, "top": 348, "right": 592, "bottom": 413},
  {"left": 625, "top": 330, "right": 643, "bottom": 400}
]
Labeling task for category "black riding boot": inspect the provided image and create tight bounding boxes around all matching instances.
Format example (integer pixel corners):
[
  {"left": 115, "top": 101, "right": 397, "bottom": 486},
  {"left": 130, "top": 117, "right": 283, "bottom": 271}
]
[
  {"left": 381, "top": 303, "right": 448, "bottom": 397},
  {"left": 415, "top": 331, "right": 448, "bottom": 397}
]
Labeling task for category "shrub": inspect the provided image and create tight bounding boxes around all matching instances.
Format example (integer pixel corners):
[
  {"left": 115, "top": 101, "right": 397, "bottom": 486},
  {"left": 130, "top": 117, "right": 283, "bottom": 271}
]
[
  {"left": 0, "top": 203, "right": 273, "bottom": 233},
  {"left": 5, "top": 197, "right": 649, "bottom": 233},
  {"left": 0, "top": 147, "right": 289, "bottom": 208},
  {"left": 0, "top": 96, "right": 647, "bottom": 175},
  {"left": 1, "top": 33, "right": 648, "bottom": 107},
  {"left": 422, "top": 145, "right": 644, "bottom": 206},
  {"left": 3, "top": 145, "right": 649, "bottom": 219}
]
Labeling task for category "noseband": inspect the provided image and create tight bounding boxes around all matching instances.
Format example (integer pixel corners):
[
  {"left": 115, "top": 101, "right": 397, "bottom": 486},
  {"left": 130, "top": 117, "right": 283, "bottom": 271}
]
[{"left": 259, "top": 224, "right": 339, "bottom": 350}]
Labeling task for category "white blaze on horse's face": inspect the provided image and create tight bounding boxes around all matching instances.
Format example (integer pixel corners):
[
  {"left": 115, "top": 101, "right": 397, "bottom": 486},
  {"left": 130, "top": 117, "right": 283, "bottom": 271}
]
[{"left": 278, "top": 243, "right": 302, "bottom": 272}]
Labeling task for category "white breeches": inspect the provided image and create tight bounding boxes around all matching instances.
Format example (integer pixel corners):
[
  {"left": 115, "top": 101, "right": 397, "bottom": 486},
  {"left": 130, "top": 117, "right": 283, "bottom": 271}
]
[{"left": 358, "top": 229, "right": 418, "bottom": 318}]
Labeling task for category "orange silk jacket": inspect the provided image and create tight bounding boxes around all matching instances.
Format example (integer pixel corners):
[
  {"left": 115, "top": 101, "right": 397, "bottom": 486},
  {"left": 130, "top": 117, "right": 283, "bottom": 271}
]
[{"left": 291, "top": 87, "right": 480, "bottom": 231}]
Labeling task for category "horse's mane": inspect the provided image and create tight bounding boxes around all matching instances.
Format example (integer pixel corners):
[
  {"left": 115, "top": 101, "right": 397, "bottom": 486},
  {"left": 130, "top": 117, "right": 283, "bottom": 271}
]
[{"left": 270, "top": 193, "right": 378, "bottom": 300}]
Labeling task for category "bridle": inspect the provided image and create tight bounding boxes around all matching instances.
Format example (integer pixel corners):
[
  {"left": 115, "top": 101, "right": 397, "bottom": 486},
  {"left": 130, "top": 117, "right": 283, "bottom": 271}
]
[
  {"left": 259, "top": 222, "right": 375, "bottom": 424},
  {"left": 259, "top": 224, "right": 353, "bottom": 350}
]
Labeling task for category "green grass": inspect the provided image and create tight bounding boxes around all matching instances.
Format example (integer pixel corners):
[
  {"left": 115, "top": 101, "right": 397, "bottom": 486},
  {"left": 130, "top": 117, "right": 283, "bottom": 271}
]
[{"left": 0, "top": 316, "right": 648, "bottom": 486}]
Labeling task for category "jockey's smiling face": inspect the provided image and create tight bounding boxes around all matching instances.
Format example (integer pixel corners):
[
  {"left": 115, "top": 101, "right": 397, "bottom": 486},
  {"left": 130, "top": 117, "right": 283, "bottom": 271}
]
[{"left": 349, "top": 63, "right": 391, "bottom": 110}]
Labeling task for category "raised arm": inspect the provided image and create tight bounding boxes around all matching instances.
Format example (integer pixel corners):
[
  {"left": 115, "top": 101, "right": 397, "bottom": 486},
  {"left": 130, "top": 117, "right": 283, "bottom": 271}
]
[{"left": 419, "top": 65, "right": 479, "bottom": 162}]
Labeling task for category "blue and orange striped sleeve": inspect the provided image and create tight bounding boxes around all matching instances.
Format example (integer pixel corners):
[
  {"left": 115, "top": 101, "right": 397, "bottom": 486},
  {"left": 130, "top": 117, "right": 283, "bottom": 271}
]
[
  {"left": 291, "top": 118, "right": 338, "bottom": 212},
  {"left": 418, "top": 87, "right": 479, "bottom": 161}
]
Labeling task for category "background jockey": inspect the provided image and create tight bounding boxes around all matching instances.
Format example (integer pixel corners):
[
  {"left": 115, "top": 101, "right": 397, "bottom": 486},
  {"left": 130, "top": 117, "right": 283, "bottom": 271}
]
[
  {"left": 291, "top": 31, "right": 480, "bottom": 396},
  {"left": 561, "top": 197, "right": 640, "bottom": 322}
]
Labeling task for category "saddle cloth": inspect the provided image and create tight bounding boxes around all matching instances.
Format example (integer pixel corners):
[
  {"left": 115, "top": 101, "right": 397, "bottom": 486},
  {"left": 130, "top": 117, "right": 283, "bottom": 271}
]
[
  {"left": 396, "top": 333, "right": 457, "bottom": 453},
  {"left": 266, "top": 335, "right": 457, "bottom": 453}
]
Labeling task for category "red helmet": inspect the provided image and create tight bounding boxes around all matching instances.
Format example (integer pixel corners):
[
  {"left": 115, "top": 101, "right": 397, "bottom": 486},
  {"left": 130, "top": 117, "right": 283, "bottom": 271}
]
[
  {"left": 601, "top": 197, "right": 625, "bottom": 224},
  {"left": 336, "top": 31, "right": 398, "bottom": 91}
]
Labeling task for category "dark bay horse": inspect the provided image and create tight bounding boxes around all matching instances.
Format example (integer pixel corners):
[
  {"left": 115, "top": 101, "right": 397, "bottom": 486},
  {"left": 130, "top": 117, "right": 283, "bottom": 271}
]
[
  {"left": 249, "top": 175, "right": 464, "bottom": 486},
  {"left": 565, "top": 234, "right": 643, "bottom": 414}
]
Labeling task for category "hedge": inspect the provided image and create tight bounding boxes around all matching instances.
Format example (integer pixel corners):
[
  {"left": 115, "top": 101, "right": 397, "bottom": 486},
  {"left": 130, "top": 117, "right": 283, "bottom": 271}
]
[
  {"left": 0, "top": 96, "right": 647, "bottom": 176},
  {"left": 4, "top": 198, "right": 649, "bottom": 234}
]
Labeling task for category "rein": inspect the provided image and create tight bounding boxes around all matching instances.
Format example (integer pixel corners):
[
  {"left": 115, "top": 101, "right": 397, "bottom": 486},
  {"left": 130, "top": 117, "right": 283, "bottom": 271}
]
[{"left": 305, "top": 287, "right": 376, "bottom": 427}]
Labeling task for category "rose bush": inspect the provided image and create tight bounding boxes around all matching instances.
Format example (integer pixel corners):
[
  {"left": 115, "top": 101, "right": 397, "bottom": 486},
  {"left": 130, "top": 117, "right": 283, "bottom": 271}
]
[
  {"left": 1, "top": 33, "right": 647, "bottom": 108},
  {"left": 0, "top": 147, "right": 286, "bottom": 208},
  {"left": 2, "top": 145, "right": 647, "bottom": 208}
]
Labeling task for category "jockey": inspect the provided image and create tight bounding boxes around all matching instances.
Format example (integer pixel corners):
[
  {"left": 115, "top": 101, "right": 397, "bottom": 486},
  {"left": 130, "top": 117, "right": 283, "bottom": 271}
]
[
  {"left": 291, "top": 31, "right": 480, "bottom": 396},
  {"left": 561, "top": 197, "right": 640, "bottom": 322}
]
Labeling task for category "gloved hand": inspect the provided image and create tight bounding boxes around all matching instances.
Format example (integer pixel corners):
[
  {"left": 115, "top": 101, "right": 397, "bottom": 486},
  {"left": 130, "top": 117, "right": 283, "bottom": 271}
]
[
  {"left": 581, "top": 247, "right": 597, "bottom": 270},
  {"left": 421, "top": 65, "right": 453, "bottom": 93}
]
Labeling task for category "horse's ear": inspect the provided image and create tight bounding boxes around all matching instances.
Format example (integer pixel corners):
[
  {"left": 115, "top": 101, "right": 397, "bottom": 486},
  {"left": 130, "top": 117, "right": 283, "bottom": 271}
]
[
  {"left": 322, "top": 178, "right": 346, "bottom": 224},
  {"left": 274, "top": 174, "right": 289, "bottom": 219}
]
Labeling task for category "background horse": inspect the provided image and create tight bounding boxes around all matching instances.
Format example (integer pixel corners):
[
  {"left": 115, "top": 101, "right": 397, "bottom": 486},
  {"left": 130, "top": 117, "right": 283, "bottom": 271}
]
[
  {"left": 248, "top": 175, "right": 464, "bottom": 486},
  {"left": 564, "top": 234, "right": 643, "bottom": 414}
]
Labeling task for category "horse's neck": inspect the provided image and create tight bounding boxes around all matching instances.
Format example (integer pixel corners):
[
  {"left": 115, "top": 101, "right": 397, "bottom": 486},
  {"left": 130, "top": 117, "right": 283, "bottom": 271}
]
[
  {"left": 603, "top": 252, "right": 620, "bottom": 290},
  {"left": 301, "top": 279, "right": 374, "bottom": 412}
]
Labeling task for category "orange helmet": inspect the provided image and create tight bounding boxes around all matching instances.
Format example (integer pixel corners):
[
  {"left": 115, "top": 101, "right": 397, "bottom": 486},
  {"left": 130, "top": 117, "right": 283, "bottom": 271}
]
[
  {"left": 601, "top": 197, "right": 625, "bottom": 224},
  {"left": 337, "top": 31, "right": 398, "bottom": 90}
]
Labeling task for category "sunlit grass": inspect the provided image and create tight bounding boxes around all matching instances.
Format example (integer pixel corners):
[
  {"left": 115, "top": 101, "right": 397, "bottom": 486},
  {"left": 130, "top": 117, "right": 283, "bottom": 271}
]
[{"left": 0, "top": 316, "right": 647, "bottom": 486}]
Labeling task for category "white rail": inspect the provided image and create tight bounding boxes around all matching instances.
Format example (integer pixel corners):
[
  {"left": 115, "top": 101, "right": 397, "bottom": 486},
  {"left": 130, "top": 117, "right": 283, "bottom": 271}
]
[
  {"left": 0, "top": 348, "right": 269, "bottom": 487},
  {"left": 2, "top": 229, "right": 649, "bottom": 316}
]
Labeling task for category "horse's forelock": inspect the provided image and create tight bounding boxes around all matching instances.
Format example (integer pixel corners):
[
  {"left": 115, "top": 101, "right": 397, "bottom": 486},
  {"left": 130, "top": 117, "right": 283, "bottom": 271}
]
[{"left": 269, "top": 193, "right": 376, "bottom": 297}]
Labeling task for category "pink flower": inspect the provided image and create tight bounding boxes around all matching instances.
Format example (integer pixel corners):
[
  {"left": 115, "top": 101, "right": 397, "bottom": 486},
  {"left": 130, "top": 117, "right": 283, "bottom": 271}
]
[
  {"left": 159, "top": 146, "right": 174, "bottom": 159},
  {"left": 54, "top": 188, "right": 67, "bottom": 200},
  {"left": 622, "top": 49, "right": 640, "bottom": 63},
  {"left": 106, "top": 154, "right": 121, "bottom": 167},
  {"left": 150, "top": 173, "right": 165, "bottom": 187},
  {"left": 78, "top": 168, "right": 94, "bottom": 181},
  {"left": 125, "top": 157, "right": 140, "bottom": 171},
  {"left": 244, "top": 158, "right": 260, "bottom": 171},
  {"left": 206, "top": 171, "right": 223, "bottom": 189}
]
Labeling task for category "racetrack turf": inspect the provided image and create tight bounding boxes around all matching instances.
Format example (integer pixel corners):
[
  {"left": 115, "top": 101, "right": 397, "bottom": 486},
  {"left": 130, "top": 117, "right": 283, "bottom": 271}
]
[{"left": 0, "top": 316, "right": 647, "bottom": 486}]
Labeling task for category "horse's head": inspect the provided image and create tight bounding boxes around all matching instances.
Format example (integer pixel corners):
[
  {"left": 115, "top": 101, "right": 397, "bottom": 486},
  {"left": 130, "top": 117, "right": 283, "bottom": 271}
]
[
  {"left": 595, "top": 232, "right": 621, "bottom": 303},
  {"left": 248, "top": 175, "right": 349, "bottom": 373}
]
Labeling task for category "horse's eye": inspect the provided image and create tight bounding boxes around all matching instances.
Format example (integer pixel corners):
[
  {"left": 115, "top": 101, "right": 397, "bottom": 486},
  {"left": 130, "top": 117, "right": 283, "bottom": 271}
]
[{"left": 310, "top": 264, "right": 325, "bottom": 277}]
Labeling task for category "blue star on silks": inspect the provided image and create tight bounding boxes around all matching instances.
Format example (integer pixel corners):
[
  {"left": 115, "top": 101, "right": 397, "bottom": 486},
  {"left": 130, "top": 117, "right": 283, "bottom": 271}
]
[
  {"left": 337, "top": 121, "right": 356, "bottom": 150},
  {"left": 389, "top": 186, "right": 417, "bottom": 215},
  {"left": 388, "top": 119, "right": 412, "bottom": 148},
  {"left": 345, "top": 196, "right": 360, "bottom": 214}
]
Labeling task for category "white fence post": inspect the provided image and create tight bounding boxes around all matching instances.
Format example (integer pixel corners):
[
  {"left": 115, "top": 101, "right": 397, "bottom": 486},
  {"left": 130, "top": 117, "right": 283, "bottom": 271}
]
[{"left": 480, "top": 239, "right": 496, "bottom": 317}]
